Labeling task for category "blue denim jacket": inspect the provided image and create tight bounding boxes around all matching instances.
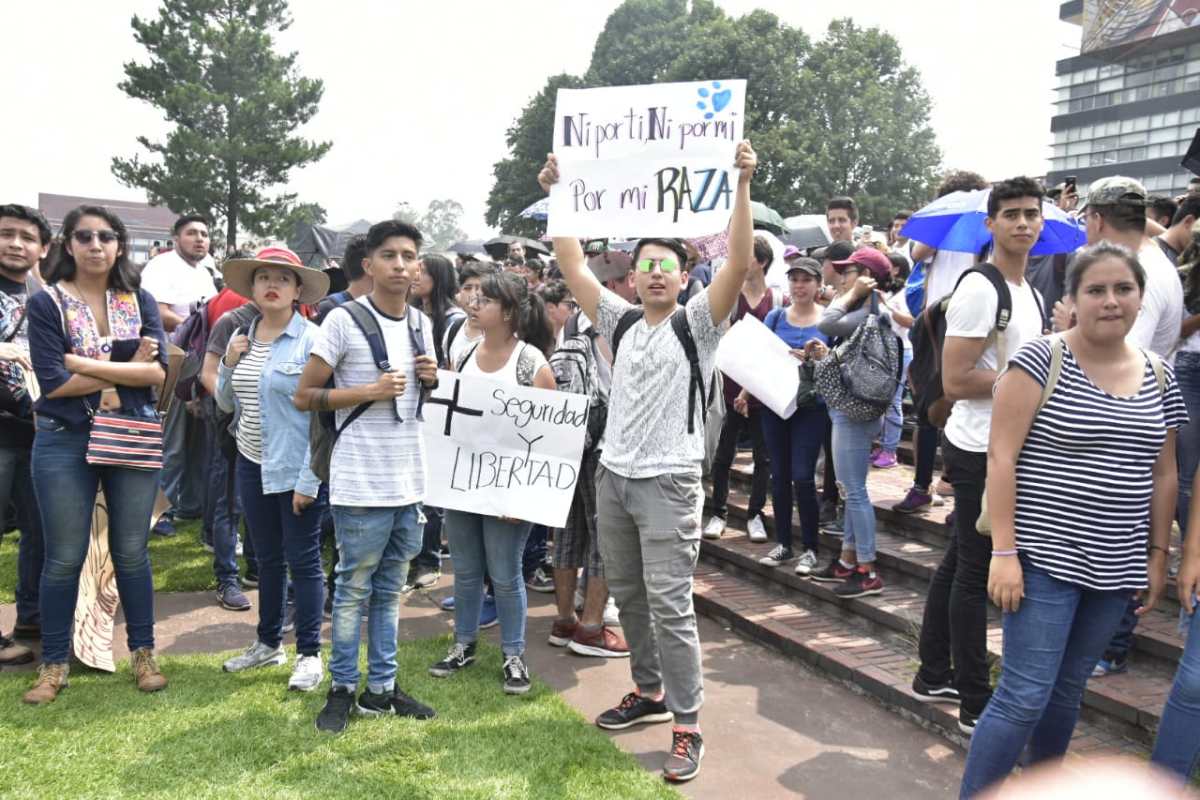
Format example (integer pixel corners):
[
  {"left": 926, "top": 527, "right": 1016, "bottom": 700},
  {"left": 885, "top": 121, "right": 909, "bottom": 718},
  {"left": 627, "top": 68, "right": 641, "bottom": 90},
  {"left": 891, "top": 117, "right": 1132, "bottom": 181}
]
[{"left": 216, "top": 311, "right": 320, "bottom": 498}]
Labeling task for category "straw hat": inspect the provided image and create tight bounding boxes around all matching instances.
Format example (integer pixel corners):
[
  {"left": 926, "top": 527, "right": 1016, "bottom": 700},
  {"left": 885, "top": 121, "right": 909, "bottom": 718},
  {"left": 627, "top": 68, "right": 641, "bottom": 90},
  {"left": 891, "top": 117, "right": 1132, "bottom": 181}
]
[{"left": 222, "top": 246, "right": 330, "bottom": 306}]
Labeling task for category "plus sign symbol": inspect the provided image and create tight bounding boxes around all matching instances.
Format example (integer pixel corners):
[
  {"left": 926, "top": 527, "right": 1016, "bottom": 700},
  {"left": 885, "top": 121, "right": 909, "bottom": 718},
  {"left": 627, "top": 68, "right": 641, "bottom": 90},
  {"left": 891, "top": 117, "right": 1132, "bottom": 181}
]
[{"left": 425, "top": 377, "right": 484, "bottom": 436}]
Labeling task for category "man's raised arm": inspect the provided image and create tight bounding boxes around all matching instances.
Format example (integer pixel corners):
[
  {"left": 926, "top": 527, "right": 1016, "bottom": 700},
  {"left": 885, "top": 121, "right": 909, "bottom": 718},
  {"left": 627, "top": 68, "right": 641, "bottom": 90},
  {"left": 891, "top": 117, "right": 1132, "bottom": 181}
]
[
  {"left": 704, "top": 140, "right": 757, "bottom": 324},
  {"left": 538, "top": 153, "right": 603, "bottom": 324}
]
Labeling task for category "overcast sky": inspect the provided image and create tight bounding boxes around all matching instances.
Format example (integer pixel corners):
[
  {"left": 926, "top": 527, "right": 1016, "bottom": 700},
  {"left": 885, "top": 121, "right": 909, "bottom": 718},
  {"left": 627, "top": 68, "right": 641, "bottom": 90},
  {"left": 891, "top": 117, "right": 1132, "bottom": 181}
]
[{"left": 9, "top": 1, "right": 1079, "bottom": 236}]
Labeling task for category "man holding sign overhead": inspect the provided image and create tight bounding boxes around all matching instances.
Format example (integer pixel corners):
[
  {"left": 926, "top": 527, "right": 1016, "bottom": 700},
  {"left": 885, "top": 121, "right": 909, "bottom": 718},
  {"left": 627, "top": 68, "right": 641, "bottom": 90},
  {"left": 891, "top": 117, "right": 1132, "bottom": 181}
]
[{"left": 539, "top": 91, "right": 756, "bottom": 780}]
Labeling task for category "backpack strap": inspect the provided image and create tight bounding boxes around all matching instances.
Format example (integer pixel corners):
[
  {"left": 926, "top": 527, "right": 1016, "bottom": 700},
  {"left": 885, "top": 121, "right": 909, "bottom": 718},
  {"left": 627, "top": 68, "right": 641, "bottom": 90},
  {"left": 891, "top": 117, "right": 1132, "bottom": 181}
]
[
  {"left": 669, "top": 310, "right": 706, "bottom": 435},
  {"left": 1035, "top": 335, "right": 1067, "bottom": 413},
  {"left": 406, "top": 310, "right": 428, "bottom": 420},
  {"left": 1146, "top": 350, "right": 1166, "bottom": 396},
  {"left": 610, "top": 307, "right": 644, "bottom": 360},
  {"left": 765, "top": 306, "right": 783, "bottom": 333},
  {"left": 443, "top": 315, "right": 467, "bottom": 365}
]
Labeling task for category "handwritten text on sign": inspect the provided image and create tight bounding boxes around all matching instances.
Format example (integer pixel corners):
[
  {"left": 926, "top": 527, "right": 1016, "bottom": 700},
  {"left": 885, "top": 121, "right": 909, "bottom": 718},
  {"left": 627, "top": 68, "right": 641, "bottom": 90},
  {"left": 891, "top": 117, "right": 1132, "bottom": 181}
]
[
  {"left": 422, "top": 370, "right": 588, "bottom": 528},
  {"left": 547, "top": 79, "right": 747, "bottom": 239}
]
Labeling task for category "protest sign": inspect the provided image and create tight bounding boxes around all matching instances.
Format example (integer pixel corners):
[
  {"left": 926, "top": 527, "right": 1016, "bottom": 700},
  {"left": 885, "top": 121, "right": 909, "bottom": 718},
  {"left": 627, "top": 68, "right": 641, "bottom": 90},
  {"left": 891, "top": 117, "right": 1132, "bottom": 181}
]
[
  {"left": 422, "top": 369, "right": 588, "bottom": 528},
  {"left": 547, "top": 79, "right": 747, "bottom": 239},
  {"left": 715, "top": 315, "right": 802, "bottom": 419}
]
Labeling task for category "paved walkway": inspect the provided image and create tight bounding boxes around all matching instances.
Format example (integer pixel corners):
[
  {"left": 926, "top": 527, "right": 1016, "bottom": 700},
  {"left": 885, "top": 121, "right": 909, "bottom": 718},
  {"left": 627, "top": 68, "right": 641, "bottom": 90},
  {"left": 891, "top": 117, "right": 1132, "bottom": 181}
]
[{"left": 1, "top": 584, "right": 964, "bottom": 798}]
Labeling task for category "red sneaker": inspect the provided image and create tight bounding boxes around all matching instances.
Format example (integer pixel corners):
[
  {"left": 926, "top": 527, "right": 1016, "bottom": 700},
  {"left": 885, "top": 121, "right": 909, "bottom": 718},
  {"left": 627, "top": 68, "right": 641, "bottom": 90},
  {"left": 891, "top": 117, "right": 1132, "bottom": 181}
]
[
  {"left": 810, "top": 559, "right": 856, "bottom": 583},
  {"left": 548, "top": 618, "right": 577, "bottom": 648},
  {"left": 568, "top": 626, "right": 630, "bottom": 658}
]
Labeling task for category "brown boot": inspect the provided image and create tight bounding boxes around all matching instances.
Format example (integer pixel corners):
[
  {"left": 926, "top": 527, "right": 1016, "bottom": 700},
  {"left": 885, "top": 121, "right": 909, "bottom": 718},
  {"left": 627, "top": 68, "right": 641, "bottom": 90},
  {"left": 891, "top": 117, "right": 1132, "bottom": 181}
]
[
  {"left": 132, "top": 647, "right": 167, "bottom": 693},
  {"left": 0, "top": 634, "right": 34, "bottom": 666},
  {"left": 23, "top": 663, "right": 69, "bottom": 705}
]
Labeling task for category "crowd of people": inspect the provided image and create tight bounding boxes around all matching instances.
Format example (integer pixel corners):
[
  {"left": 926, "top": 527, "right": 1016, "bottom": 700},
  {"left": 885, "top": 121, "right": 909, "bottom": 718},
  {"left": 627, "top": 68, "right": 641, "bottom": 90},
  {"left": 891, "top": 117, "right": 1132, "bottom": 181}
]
[{"left": 1, "top": 140, "right": 1200, "bottom": 793}]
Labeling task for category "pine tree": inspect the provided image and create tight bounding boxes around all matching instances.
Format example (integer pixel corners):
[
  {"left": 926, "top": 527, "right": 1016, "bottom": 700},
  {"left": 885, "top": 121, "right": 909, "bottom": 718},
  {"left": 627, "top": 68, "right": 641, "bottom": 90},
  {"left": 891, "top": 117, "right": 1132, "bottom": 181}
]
[{"left": 112, "top": 0, "right": 330, "bottom": 250}]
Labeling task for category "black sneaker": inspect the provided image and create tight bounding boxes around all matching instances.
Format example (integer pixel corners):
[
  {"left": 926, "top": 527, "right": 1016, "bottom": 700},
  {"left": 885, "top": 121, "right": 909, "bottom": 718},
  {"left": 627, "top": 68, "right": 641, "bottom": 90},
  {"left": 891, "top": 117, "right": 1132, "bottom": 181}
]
[
  {"left": 958, "top": 706, "right": 981, "bottom": 736},
  {"left": 315, "top": 686, "right": 355, "bottom": 734},
  {"left": 281, "top": 603, "right": 296, "bottom": 634},
  {"left": 662, "top": 729, "right": 705, "bottom": 783},
  {"left": 912, "top": 673, "right": 961, "bottom": 704},
  {"left": 242, "top": 571, "right": 259, "bottom": 589},
  {"left": 810, "top": 559, "right": 855, "bottom": 584},
  {"left": 357, "top": 686, "right": 437, "bottom": 719},
  {"left": 596, "top": 691, "right": 674, "bottom": 730},
  {"left": 502, "top": 654, "right": 531, "bottom": 695},
  {"left": 429, "top": 642, "right": 476, "bottom": 678}
]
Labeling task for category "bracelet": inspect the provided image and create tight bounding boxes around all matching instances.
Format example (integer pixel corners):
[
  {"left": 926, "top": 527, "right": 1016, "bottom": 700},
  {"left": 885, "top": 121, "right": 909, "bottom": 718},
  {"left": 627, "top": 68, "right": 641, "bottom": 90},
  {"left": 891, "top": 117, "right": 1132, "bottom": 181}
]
[
  {"left": 101, "top": 387, "right": 118, "bottom": 395},
  {"left": 1149, "top": 544, "right": 1169, "bottom": 555},
  {"left": 992, "top": 549, "right": 1018, "bottom": 557}
]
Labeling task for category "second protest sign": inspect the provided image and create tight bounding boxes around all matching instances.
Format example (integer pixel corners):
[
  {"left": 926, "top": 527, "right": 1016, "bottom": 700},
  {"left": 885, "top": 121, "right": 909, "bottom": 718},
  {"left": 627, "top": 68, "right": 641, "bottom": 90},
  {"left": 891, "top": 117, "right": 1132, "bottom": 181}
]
[{"left": 421, "top": 369, "right": 588, "bottom": 528}]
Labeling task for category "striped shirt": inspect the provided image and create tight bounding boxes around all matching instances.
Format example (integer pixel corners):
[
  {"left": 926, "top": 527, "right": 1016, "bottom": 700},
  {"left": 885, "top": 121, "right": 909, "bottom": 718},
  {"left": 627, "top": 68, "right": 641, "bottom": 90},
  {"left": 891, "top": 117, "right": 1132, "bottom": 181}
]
[
  {"left": 231, "top": 338, "right": 271, "bottom": 464},
  {"left": 310, "top": 297, "right": 435, "bottom": 508},
  {"left": 1010, "top": 337, "right": 1188, "bottom": 591}
]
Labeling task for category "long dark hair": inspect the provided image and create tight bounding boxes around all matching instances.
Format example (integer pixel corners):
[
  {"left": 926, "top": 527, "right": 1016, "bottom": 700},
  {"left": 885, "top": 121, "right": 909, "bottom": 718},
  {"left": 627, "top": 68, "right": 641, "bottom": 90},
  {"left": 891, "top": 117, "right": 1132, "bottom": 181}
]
[
  {"left": 46, "top": 205, "right": 140, "bottom": 291},
  {"left": 480, "top": 271, "right": 553, "bottom": 357},
  {"left": 415, "top": 254, "right": 459, "bottom": 355}
]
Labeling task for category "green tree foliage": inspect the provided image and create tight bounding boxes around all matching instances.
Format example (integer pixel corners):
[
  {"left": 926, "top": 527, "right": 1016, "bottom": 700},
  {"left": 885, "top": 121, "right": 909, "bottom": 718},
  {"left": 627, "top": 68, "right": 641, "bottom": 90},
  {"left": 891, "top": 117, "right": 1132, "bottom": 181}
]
[
  {"left": 112, "top": 0, "right": 330, "bottom": 250},
  {"left": 273, "top": 201, "right": 326, "bottom": 241},
  {"left": 486, "top": 3, "right": 941, "bottom": 232}
]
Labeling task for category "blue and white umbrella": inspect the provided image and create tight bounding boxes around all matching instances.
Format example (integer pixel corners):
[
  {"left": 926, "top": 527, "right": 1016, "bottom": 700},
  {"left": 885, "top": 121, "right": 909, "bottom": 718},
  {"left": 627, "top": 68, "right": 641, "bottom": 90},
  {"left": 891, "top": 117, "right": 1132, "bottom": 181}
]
[
  {"left": 519, "top": 198, "right": 549, "bottom": 221},
  {"left": 901, "top": 189, "right": 1085, "bottom": 256}
]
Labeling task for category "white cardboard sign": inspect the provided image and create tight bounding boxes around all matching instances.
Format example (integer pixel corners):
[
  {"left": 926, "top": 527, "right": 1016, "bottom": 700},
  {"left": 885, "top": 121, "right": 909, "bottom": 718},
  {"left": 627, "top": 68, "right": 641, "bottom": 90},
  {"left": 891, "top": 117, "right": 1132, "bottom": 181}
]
[
  {"left": 547, "top": 79, "right": 747, "bottom": 238},
  {"left": 715, "top": 315, "right": 801, "bottom": 419},
  {"left": 422, "top": 370, "right": 588, "bottom": 528}
]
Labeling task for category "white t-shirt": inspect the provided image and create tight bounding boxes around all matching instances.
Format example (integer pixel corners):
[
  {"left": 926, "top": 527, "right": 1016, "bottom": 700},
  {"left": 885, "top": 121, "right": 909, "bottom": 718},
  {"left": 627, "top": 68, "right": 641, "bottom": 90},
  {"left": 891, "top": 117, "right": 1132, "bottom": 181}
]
[
  {"left": 943, "top": 271, "right": 1045, "bottom": 453},
  {"left": 140, "top": 249, "right": 217, "bottom": 319},
  {"left": 924, "top": 250, "right": 977, "bottom": 310},
  {"left": 446, "top": 321, "right": 482, "bottom": 371},
  {"left": 1128, "top": 241, "right": 1184, "bottom": 364},
  {"left": 460, "top": 340, "right": 548, "bottom": 386},
  {"left": 885, "top": 291, "right": 913, "bottom": 352},
  {"left": 310, "top": 297, "right": 435, "bottom": 507}
]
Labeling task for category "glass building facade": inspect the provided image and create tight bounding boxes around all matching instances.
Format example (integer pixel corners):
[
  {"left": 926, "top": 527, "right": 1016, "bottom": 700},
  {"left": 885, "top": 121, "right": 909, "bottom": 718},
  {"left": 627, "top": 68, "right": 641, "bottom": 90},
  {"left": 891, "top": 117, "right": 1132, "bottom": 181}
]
[{"left": 1046, "top": 2, "right": 1200, "bottom": 198}]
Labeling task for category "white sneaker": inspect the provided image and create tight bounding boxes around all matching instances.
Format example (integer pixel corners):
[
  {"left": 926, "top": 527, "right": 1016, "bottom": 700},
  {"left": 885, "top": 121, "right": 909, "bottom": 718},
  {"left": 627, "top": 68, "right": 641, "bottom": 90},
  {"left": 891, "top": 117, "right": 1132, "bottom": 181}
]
[
  {"left": 703, "top": 516, "right": 726, "bottom": 540},
  {"left": 794, "top": 549, "right": 819, "bottom": 576},
  {"left": 603, "top": 596, "right": 620, "bottom": 627},
  {"left": 288, "top": 654, "right": 324, "bottom": 692},
  {"left": 932, "top": 493, "right": 947, "bottom": 507},
  {"left": 746, "top": 515, "right": 768, "bottom": 543},
  {"left": 222, "top": 641, "right": 286, "bottom": 673}
]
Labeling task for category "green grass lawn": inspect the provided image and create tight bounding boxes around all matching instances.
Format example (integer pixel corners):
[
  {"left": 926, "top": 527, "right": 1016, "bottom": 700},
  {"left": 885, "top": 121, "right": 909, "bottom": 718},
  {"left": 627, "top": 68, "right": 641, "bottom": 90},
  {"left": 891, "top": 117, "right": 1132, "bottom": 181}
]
[
  {"left": 0, "top": 518, "right": 237, "bottom": 604},
  {"left": 0, "top": 636, "right": 678, "bottom": 800}
]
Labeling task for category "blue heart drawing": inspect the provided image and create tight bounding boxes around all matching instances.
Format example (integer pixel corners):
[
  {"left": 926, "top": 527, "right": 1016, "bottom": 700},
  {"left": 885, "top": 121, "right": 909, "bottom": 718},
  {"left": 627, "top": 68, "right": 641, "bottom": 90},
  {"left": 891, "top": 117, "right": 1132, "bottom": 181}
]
[{"left": 711, "top": 89, "right": 732, "bottom": 112}]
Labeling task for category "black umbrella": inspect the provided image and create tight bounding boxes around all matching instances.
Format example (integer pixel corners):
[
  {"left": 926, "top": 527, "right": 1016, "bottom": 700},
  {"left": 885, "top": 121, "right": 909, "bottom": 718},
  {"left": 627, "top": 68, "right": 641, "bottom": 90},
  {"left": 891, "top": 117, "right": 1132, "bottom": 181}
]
[
  {"left": 448, "top": 239, "right": 487, "bottom": 256},
  {"left": 782, "top": 224, "right": 830, "bottom": 251},
  {"left": 484, "top": 235, "right": 550, "bottom": 261}
]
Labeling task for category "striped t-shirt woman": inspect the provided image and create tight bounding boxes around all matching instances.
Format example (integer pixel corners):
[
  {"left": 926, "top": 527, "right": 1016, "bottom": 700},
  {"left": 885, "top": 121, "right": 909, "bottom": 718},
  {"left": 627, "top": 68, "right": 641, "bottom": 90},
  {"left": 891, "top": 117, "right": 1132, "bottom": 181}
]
[
  {"left": 1010, "top": 337, "right": 1188, "bottom": 591},
  {"left": 231, "top": 338, "right": 271, "bottom": 463}
]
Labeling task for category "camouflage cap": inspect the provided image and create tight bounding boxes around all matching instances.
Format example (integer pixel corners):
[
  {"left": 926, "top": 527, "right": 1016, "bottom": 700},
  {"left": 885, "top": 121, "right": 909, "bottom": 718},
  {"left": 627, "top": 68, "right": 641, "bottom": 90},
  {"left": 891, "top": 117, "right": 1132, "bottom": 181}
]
[{"left": 1081, "top": 175, "right": 1147, "bottom": 211}]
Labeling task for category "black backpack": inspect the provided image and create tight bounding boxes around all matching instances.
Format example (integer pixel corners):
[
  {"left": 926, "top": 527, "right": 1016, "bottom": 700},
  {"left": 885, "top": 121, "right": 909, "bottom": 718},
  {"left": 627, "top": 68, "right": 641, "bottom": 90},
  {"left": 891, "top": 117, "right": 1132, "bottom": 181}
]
[
  {"left": 611, "top": 307, "right": 707, "bottom": 434},
  {"left": 908, "top": 263, "right": 1045, "bottom": 428},
  {"left": 308, "top": 302, "right": 428, "bottom": 484}
]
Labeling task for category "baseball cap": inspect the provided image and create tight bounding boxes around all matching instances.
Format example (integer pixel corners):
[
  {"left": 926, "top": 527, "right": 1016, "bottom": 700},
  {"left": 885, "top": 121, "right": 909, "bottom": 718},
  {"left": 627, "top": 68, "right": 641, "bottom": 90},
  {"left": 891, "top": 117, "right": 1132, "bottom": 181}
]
[
  {"left": 812, "top": 240, "right": 855, "bottom": 263},
  {"left": 782, "top": 245, "right": 802, "bottom": 261},
  {"left": 1080, "top": 176, "right": 1147, "bottom": 212},
  {"left": 832, "top": 247, "right": 892, "bottom": 283},
  {"left": 785, "top": 257, "right": 822, "bottom": 278}
]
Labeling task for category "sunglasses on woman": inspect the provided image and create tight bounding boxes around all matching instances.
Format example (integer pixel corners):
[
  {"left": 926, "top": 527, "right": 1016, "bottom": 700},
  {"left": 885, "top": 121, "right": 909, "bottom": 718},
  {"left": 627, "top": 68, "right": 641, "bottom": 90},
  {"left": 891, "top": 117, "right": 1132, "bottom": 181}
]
[{"left": 72, "top": 229, "right": 119, "bottom": 245}]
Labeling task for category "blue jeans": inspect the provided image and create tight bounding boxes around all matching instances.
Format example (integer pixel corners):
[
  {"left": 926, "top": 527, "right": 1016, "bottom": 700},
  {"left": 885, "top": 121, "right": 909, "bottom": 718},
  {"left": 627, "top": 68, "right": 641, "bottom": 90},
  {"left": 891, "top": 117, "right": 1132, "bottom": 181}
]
[
  {"left": 445, "top": 509, "right": 532, "bottom": 657},
  {"left": 1176, "top": 352, "right": 1200, "bottom": 532},
  {"left": 329, "top": 504, "right": 422, "bottom": 692},
  {"left": 1151, "top": 606, "right": 1200, "bottom": 780},
  {"left": 761, "top": 406, "right": 828, "bottom": 552},
  {"left": 959, "top": 563, "right": 1132, "bottom": 798},
  {"left": 0, "top": 445, "right": 43, "bottom": 627},
  {"left": 829, "top": 408, "right": 881, "bottom": 563},
  {"left": 881, "top": 349, "right": 913, "bottom": 453},
  {"left": 158, "top": 401, "right": 205, "bottom": 518},
  {"left": 236, "top": 457, "right": 324, "bottom": 656},
  {"left": 206, "top": 403, "right": 241, "bottom": 588},
  {"left": 32, "top": 413, "right": 160, "bottom": 663}
]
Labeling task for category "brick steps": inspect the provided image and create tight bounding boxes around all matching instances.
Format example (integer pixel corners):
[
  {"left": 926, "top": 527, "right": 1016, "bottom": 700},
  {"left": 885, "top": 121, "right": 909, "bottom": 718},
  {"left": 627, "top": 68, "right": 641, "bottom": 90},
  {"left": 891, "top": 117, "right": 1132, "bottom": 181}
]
[
  {"left": 693, "top": 559, "right": 1147, "bottom": 758},
  {"left": 691, "top": 454, "right": 1184, "bottom": 749}
]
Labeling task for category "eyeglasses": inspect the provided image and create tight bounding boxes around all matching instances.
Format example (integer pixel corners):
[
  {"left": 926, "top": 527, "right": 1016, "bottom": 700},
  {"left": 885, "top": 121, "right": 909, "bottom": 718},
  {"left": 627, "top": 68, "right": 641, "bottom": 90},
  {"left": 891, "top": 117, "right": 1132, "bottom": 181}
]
[
  {"left": 466, "top": 295, "right": 496, "bottom": 307},
  {"left": 72, "top": 229, "right": 119, "bottom": 245},
  {"left": 635, "top": 257, "right": 679, "bottom": 274}
]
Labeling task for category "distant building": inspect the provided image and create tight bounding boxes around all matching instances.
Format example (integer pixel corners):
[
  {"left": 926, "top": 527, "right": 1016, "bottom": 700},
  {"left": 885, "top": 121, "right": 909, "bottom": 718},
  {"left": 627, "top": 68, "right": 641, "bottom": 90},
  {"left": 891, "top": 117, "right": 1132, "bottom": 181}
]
[
  {"left": 1046, "top": 0, "right": 1200, "bottom": 197},
  {"left": 38, "top": 193, "right": 178, "bottom": 265}
]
